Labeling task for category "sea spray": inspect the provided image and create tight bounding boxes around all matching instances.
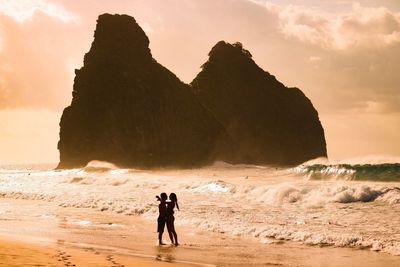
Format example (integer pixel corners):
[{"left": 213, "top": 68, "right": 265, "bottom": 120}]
[{"left": 1, "top": 161, "right": 400, "bottom": 255}]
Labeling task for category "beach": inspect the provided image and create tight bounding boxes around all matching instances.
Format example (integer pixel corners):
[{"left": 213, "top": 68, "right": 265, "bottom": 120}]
[
  {"left": 1, "top": 0, "right": 400, "bottom": 266},
  {"left": 0, "top": 196, "right": 399, "bottom": 266},
  {"left": 0, "top": 235, "right": 189, "bottom": 267}
]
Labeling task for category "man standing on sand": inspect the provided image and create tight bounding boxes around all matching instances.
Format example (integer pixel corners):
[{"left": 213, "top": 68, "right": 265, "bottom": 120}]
[{"left": 156, "top": 192, "right": 168, "bottom": 245}]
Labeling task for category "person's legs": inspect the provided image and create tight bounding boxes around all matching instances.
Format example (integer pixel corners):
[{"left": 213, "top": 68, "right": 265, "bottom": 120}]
[
  {"left": 157, "top": 217, "right": 166, "bottom": 245},
  {"left": 168, "top": 231, "right": 175, "bottom": 244},
  {"left": 166, "top": 217, "right": 175, "bottom": 244},
  {"left": 168, "top": 217, "right": 178, "bottom": 246},
  {"left": 172, "top": 230, "right": 178, "bottom": 246},
  {"left": 158, "top": 232, "right": 165, "bottom": 245}
]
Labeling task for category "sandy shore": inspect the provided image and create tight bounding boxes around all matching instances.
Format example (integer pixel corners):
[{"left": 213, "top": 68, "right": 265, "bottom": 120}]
[
  {"left": 0, "top": 198, "right": 399, "bottom": 266},
  {"left": 0, "top": 236, "right": 192, "bottom": 267}
]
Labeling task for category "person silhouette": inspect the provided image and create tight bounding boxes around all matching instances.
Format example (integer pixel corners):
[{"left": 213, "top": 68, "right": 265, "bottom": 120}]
[
  {"left": 166, "top": 193, "right": 179, "bottom": 246},
  {"left": 156, "top": 192, "right": 168, "bottom": 245}
]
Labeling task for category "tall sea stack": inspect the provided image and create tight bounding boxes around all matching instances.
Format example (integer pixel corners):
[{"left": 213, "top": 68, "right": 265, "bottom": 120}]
[
  {"left": 57, "top": 14, "right": 226, "bottom": 168},
  {"left": 191, "top": 41, "right": 327, "bottom": 165}
]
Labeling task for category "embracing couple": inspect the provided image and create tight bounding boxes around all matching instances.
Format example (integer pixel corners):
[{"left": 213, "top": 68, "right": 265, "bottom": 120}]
[{"left": 156, "top": 192, "right": 179, "bottom": 246}]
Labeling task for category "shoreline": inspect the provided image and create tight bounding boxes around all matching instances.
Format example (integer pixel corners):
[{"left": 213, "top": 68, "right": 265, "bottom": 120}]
[
  {"left": 0, "top": 198, "right": 399, "bottom": 266},
  {"left": 0, "top": 234, "right": 196, "bottom": 267}
]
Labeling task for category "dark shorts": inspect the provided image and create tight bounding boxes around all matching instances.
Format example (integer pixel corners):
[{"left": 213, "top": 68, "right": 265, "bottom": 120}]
[
  {"left": 157, "top": 217, "right": 166, "bottom": 233},
  {"left": 166, "top": 216, "right": 175, "bottom": 232}
]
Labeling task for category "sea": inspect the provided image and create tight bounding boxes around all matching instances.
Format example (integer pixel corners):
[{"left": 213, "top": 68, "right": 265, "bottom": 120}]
[{"left": 0, "top": 158, "right": 399, "bottom": 256}]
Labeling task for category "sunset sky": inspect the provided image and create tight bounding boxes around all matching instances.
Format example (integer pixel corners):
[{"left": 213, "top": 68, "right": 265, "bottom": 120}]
[{"left": 1, "top": 0, "right": 400, "bottom": 164}]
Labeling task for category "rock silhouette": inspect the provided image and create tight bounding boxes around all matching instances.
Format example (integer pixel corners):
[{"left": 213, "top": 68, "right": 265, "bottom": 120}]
[
  {"left": 191, "top": 41, "right": 327, "bottom": 165},
  {"left": 58, "top": 14, "right": 327, "bottom": 169},
  {"left": 57, "top": 14, "right": 226, "bottom": 169}
]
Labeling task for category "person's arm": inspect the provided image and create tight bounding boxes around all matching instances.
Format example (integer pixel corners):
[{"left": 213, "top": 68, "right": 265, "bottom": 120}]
[{"left": 156, "top": 196, "right": 161, "bottom": 201}]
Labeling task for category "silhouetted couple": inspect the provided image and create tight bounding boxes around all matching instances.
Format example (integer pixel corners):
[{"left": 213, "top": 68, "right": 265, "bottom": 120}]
[{"left": 156, "top": 192, "right": 179, "bottom": 246}]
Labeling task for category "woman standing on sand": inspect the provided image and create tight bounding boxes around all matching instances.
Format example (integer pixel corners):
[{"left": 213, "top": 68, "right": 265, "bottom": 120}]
[{"left": 166, "top": 193, "right": 179, "bottom": 246}]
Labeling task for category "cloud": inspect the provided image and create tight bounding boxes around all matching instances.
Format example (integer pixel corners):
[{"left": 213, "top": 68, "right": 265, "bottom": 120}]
[
  {"left": 0, "top": 0, "right": 78, "bottom": 109},
  {"left": 141, "top": 22, "right": 154, "bottom": 34},
  {"left": 253, "top": 1, "right": 400, "bottom": 50},
  {"left": 309, "top": 56, "right": 321, "bottom": 62},
  {"left": 0, "top": 0, "right": 77, "bottom": 23},
  {"left": 248, "top": 0, "right": 400, "bottom": 120},
  {"left": 0, "top": 11, "right": 85, "bottom": 110}
]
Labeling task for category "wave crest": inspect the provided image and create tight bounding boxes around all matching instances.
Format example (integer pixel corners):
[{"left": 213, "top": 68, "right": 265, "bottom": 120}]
[{"left": 295, "top": 163, "right": 400, "bottom": 181}]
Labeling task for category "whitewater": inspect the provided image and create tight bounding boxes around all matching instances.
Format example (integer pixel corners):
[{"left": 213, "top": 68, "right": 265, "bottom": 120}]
[{"left": 0, "top": 160, "right": 400, "bottom": 256}]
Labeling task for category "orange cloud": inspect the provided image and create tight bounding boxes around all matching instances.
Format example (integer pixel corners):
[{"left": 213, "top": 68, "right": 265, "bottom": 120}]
[
  {"left": 0, "top": 0, "right": 77, "bottom": 23},
  {"left": 254, "top": 1, "right": 400, "bottom": 50},
  {"left": 0, "top": 0, "right": 85, "bottom": 110}
]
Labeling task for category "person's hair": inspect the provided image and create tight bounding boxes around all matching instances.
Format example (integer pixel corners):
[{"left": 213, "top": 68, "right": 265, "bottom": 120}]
[
  {"left": 169, "top": 193, "right": 179, "bottom": 210},
  {"left": 160, "top": 192, "right": 168, "bottom": 200}
]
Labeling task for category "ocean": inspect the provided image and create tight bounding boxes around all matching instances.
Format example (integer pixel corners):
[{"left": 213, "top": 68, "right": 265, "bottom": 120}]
[{"left": 0, "top": 159, "right": 399, "bottom": 256}]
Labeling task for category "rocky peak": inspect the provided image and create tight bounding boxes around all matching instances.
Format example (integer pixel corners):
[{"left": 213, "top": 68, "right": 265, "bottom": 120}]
[
  {"left": 58, "top": 14, "right": 226, "bottom": 169},
  {"left": 191, "top": 41, "right": 327, "bottom": 165},
  {"left": 83, "top": 13, "right": 151, "bottom": 67},
  {"left": 208, "top": 41, "right": 252, "bottom": 60}
]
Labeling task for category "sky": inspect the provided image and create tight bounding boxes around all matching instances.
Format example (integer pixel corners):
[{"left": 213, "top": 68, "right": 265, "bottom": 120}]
[{"left": 0, "top": 0, "right": 400, "bottom": 164}]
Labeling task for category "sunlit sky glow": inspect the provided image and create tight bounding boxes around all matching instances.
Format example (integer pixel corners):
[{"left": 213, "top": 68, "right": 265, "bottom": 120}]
[
  {"left": 0, "top": 0, "right": 400, "bottom": 164},
  {"left": 0, "top": 0, "right": 77, "bottom": 23}
]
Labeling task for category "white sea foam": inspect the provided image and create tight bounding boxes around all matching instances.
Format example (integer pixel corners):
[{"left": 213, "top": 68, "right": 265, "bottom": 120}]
[
  {"left": 78, "top": 220, "right": 92, "bottom": 226},
  {"left": 191, "top": 181, "right": 230, "bottom": 193},
  {"left": 0, "top": 162, "right": 400, "bottom": 255}
]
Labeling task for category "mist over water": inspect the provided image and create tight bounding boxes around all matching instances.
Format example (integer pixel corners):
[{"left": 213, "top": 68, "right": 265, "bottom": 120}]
[{"left": 0, "top": 159, "right": 399, "bottom": 256}]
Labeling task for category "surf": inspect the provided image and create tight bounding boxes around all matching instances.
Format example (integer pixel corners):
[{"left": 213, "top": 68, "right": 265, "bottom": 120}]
[{"left": 294, "top": 163, "right": 400, "bottom": 181}]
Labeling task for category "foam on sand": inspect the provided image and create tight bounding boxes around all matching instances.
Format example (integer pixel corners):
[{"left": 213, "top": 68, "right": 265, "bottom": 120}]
[{"left": 0, "top": 161, "right": 400, "bottom": 256}]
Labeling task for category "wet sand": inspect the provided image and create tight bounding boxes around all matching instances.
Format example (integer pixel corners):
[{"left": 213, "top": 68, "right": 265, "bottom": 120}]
[
  {"left": 0, "top": 236, "right": 192, "bottom": 267},
  {"left": 0, "top": 198, "right": 399, "bottom": 266}
]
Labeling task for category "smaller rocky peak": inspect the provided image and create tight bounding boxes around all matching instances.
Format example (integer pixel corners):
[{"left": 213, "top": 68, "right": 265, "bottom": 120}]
[
  {"left": 207, "top": 41, "right": 252, "bottom": 62},
  {"left": 196, "top": 41, "right": 282, "bottom": 90}
]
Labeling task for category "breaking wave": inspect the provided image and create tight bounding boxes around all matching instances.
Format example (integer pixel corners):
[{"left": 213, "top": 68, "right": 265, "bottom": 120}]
[
  {"left": 294, "top": 163, "right": 400, "bottom": 181},
  {"left": 1, "top": 160, "right": 400, "bottom": 255}
]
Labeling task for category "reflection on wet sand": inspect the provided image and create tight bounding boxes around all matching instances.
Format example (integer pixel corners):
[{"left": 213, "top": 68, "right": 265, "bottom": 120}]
[{"left": 0, "top": 198, "right": 399, "bottom": 266}]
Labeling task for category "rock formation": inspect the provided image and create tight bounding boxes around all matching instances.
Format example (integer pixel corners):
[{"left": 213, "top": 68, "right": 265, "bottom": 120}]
[
  {"left": 58, "top": 14, "right": 327, "bottom": 169},
  {"left": 57, "top": 14, "right": 226, "bottom": 168},
  {"left": 191, "top": 41, "right": 327, "bottom": 165}
]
